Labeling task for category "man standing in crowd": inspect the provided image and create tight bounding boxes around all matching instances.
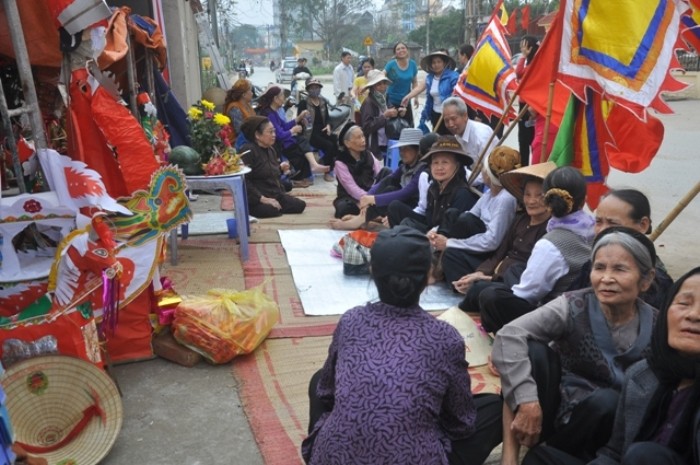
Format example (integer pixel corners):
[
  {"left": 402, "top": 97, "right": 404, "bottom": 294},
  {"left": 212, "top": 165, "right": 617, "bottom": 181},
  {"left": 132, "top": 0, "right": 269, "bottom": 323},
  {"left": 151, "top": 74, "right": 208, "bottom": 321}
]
[{"left": 333, "top": 51, "right": 354, "bottom": 105}]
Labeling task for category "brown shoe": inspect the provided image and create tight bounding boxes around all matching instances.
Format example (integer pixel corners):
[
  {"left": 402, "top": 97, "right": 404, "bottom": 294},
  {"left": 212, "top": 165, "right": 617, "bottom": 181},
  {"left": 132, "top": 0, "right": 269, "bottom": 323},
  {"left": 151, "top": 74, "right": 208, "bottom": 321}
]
[
  {"left": 323, "top": 173, "right": 335, "bottom": 182},
  {"left": 292, "top": 179, "right": 311, "bottom": 188}
]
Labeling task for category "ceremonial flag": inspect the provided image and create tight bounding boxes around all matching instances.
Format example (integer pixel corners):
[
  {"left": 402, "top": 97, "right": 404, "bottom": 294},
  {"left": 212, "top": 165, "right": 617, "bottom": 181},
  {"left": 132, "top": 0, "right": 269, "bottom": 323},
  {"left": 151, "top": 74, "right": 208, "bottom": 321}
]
[
  {"left": 521, "top": 5, "right": 531, "bottom": 32},
  {"left": 680, "top": 0, "right": 700, "bottom": 52},
  {"left": 556, "top": 0, "right": 688, "bottom": 118},
  {"left": 454, "top": 0, "right": 518, "bottom": 120},
  {"left": 548, "top": 89, "right": 664, "bottom": 208},
  {"left": 516, "top": 8, "right": 570, "bottom": 127},
  {"left": 507, "top": 8, "right": 519, "bottom": 35},
  {"left": 498, "top": 2, "right": 509, "bottom": 26}
]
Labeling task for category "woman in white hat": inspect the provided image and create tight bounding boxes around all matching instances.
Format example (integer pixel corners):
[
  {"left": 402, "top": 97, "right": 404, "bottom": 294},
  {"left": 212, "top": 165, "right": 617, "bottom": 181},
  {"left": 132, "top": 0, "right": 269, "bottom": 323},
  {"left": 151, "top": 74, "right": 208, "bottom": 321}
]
[
  {"left": 359, "top": 69, "right": 406, "bottom": 160},
  {"left": 402, "top": 49, "right": 459, "bottom": 135},
  {"left": 330, "top": 128, "right": 427, "bottom": 230}
]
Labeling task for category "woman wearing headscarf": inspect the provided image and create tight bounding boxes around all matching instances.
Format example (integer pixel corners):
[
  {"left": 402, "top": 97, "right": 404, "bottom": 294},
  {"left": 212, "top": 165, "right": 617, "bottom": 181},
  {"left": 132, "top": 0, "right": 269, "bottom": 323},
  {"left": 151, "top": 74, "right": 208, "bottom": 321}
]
[
  {"left": 493, "top": 227, "right": 659, "bottom": 465},
  {"left": 223, "top": 79, "right": 255, "bottom": 145},
  {"left": 402, "top": 49, "right": 460, "bottom": 135},
  {"left": 239, "top": 116, "right": 306, "bottom": 218},
  {"left": 360, "top": 69, "right": 406, "bottom": 160},
  {"left": 302, "top": 226, "right": 503, "bottom": 465},
  {"left": 332, "top": 123, "right": 386, "bottom": 219}
]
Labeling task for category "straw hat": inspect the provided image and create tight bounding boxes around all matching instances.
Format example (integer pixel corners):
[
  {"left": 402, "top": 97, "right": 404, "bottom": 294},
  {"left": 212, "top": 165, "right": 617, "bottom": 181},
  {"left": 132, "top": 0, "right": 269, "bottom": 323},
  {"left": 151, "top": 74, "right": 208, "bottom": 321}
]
[
  {"left": 420, "top": 50, "right": 457, "bottom": 73},
  {"left": 420, "top": 136, "right": 473, "bottom": 167},
  {"left": 362, "top": 69, "right": 392, "bottom": 91},
  {"left": 500, "top": 161, "right": 558, "bottom": 201},
  {"left": 2, "top": 355, "right": 123, "bottom": 465}
]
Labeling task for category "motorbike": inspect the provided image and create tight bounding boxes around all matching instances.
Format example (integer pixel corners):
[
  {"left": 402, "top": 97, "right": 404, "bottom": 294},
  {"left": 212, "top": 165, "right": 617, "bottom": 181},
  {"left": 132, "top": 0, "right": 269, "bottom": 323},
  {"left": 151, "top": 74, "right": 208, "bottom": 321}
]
[{"left": 293, "top": 89, "right": 353, "bottom": 136}]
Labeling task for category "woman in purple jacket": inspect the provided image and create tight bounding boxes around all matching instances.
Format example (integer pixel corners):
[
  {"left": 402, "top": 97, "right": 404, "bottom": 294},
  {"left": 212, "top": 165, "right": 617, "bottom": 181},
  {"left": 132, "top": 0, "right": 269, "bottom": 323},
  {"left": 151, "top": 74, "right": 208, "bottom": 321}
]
[{"left": 302, "top": 226, "right": 503, "bottom": 465}]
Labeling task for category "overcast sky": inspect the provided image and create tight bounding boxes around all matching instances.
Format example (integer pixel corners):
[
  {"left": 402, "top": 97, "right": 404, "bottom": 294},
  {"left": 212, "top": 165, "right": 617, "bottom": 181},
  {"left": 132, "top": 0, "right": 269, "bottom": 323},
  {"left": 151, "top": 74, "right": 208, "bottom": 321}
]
[{"left": 231, "top": 0, "right": 386, "bottom": 26}]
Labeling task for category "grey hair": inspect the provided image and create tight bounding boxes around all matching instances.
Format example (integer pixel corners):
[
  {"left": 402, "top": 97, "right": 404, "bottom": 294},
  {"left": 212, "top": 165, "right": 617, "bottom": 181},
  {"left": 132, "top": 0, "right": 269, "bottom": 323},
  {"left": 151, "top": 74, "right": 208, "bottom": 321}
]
[
  {"left": 442, "top": 97, "right": 469, "bottom": 116},
  {"left": 592, "top": 231, "right": 654, "bottom": 280},
  {"left": 343, "top": 125, "right": 362, "bottom": 143}
]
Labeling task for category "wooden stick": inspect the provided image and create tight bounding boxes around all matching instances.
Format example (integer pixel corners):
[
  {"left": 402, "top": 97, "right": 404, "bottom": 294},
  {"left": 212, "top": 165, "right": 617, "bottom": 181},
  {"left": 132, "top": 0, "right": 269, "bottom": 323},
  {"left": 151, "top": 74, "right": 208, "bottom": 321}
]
[
  {"left": 649, "top": 180, "right": 700, "bottom": 242},
  {"left": 432, "top": 114, "right": 444, "bottom": 133},
  {"left": 541, "top": 81, "right": 555, "bottom": 162},
  {"left": 467, "top": 104, "right": 530, "bottom": 186}
]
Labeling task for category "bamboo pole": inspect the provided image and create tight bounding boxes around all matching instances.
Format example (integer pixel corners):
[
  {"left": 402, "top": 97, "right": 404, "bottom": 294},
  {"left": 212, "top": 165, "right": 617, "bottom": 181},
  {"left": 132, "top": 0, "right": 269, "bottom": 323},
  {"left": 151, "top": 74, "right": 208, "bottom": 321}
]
[
  {"left": 541, "top": 81, "right": 555, "bottom": 162},
  {"left": 649, "top": 180, "right": 700, "bottom": 242}
]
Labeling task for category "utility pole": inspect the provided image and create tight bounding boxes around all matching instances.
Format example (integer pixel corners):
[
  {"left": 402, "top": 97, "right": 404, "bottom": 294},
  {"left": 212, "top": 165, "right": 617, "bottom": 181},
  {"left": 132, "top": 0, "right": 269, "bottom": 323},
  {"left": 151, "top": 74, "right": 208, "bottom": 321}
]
[
  {"left": 425, "top": 0, "right": 430, "bottom": 53},
  {"left": 209, "top": 0, "right": 220, "bottom": 47}
]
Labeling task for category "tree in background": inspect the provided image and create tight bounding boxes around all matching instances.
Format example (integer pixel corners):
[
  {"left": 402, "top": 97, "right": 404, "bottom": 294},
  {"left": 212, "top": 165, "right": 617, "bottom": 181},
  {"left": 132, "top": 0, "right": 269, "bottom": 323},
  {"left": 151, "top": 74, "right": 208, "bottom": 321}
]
[
  {"left": 283, "top": 0, "right": 372, "bottom": 57},
  {"left": 408, "top": 9, "right": 465, "bottom": 52}
]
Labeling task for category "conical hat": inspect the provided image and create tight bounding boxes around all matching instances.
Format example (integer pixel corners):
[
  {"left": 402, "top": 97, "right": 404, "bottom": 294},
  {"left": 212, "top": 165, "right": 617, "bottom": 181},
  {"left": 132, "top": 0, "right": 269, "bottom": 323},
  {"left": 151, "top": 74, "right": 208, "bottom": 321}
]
[
  {"left": 437, "top": 307, "right": 493, "bottom": 367},
  {"left": 500, "top": 161, "right": 557, "bottom": 201},
  {"left": 2, "top": 355, "right": 123, "bottom": 465}
]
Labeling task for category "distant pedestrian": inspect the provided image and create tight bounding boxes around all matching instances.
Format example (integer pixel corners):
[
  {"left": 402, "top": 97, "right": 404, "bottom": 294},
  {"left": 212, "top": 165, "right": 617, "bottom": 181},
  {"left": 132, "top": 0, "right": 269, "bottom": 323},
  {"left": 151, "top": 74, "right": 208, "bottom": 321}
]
[{"left": 333, "top": 51, "right": 354, "bottom": 105}]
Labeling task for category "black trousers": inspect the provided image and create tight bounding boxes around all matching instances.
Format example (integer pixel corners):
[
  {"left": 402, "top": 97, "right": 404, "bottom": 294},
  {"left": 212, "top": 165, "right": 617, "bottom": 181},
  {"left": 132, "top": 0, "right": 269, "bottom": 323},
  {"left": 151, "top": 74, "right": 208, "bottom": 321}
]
[
  {"left": 524, "top": 341, "right": 620, "bottom": 463},
  {"left": 458, "top": 264, "right": 527, "bottom": 313},
  {"left": 387, "top": 200, "right": 428, "bottom": 229},
  {"left": 249, "top": 193, "right": 306, "bottom": 219},
  {"left": 441, "top": 247, "right": 492, "bottom": 288},
  {"left": 309, "top": 131, "right": 340, "bottom": 169},
  {"left": 306, "top": 369, "right": 504, "bottom": 465},
  {"left": 518, "top": 101, "right": 535, "bottom": 167},
  {"left": 478, "top": 284, "right": 537, "bottom": 333}
]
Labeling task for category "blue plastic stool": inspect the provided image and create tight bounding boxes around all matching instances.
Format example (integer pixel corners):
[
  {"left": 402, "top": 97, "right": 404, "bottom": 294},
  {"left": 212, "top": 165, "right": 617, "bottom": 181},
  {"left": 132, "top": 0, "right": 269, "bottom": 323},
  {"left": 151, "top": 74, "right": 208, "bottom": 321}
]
[{"left": 384, "top": 140, "right": 400, "bottom": 170}]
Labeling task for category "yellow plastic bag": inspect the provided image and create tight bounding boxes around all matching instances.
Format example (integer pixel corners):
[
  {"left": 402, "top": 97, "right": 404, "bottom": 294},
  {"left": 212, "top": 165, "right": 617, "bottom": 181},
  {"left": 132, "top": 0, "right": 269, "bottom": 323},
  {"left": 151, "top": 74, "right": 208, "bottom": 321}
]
[{"left": 171, "top": 286, "right": 280, "bottom": 364}]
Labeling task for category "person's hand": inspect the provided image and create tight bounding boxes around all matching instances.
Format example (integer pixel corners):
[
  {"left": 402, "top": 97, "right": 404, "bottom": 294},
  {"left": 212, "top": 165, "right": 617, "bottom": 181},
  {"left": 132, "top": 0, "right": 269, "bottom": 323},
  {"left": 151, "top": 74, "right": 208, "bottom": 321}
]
[
  {"left": 413, "top": 98, "right": 420, "bottom": 109},
  {"left": 323, "top": 124, "right": 331, "bottom": 134},
  {"left": 452, "top": 272, "right": 482, "bottom": 294},
  {"left": 298, "top": 110, "right": 310, "bottom": 121},
  {"left": 384, "top": 108, "right": 399, "bottom": 118},
  {"left": 381, "top": 216, "right": 390, "bottom": 227},
  {"left": 260, "top": 196, "right": 282, "bottom": 210},
  {"left": 400, "top": 96, "right": 410, "bottom": 107},
  {"left": 279, "top": 161, "right": 290, "bottom": 173},
  {"left": 291, "top": 124, "right": 303, "bottom": 135},
  {"left": 427, "top": 231, "right": 448, "bottom": 251},
  {"left": 359, "top": 195, "right": 375, "bottom": 209},
  {"left": 398, "top": 106, "right": 407, "bottom": 117},
  {"left": 511, "top": 402, "right": 543, "bottom": 448}
]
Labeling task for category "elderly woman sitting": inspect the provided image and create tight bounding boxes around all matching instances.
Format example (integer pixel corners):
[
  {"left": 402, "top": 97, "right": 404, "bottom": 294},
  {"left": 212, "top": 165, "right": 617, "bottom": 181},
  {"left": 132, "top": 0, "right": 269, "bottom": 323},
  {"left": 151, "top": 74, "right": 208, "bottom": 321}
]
[
  {"left": 493, "top": 227, "right": 660, "bottom": 465},
  {"left": 303, "top": 226, "right": 502, "bottom": 465},
  {"left": 329, "top": 128, "right": 427, "bottom": 230},
  {"left": 224, "top": 79, "right": 255, "bottom": 145},
  {"left": 525, "top": 266, "right": 700, "bottom": 465},
  {"left": 239, "top": 116, "right": 306, "bottom": 218},
  {"left": 332, "top": 123, "right": 389, "bottom": 219},
  {"left": 256, "top": 86, "right": 329, "bottom": 187}
]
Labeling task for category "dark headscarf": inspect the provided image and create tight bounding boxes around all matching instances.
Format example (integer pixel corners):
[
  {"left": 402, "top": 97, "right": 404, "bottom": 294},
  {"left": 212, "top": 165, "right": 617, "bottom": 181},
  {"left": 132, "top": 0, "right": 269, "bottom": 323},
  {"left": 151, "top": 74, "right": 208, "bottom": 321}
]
[
  {"left": 240, "top": 116, "right": 268, "bottom": 143},
  {"left": 637, "top": 266, "right": 700, "bottom": 457},
  {"left": 649, "top": 266, "right": 700, "bottom": 381}
]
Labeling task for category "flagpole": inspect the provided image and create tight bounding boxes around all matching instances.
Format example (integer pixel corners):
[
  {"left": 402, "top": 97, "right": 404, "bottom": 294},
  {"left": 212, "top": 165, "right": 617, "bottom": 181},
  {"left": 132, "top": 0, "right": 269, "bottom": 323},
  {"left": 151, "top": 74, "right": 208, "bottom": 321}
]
[
  {"left": 542, "top": 81, "right": 555, "bottom": 161},
  {"left": 649, "top": 180, "right": 700, "bottom": 242},
  {"left": 467, "top": 103, "right": 529, "bottom": 186}
]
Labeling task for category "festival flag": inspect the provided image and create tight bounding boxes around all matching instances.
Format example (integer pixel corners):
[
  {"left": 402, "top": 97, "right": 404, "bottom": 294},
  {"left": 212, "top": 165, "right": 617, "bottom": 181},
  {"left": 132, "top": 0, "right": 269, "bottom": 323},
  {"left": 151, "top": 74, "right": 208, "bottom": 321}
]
[
  {"left": 680, "top": 0, "right": 700, "bottom": 52},
  {"left": 516, "top": 7, "right": 570, "bottom": 127},
  {"left": 520, "top": 5, "right": 531, "bottom": 32},
  {"left": 498, "top": 2, "right": 509, "bottom": 26},
  {"left": 548, "top": 89, "right": 664, "bottom": 208},
  {"left": 454, "top": 0, "right": 518, "bottom": 120},
  {"left": 556, "top": 0, "right": 688, "bottom": 118},
  {"left": 507, "top": 8, "right": 519, "bottom": 35}
]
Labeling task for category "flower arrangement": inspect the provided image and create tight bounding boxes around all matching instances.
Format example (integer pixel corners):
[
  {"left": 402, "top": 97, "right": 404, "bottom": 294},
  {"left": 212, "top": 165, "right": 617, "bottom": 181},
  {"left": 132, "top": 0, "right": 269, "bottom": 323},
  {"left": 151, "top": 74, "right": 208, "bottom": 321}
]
[{"left": 187, "top": 99, "right": 233, "bottom": 165}]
